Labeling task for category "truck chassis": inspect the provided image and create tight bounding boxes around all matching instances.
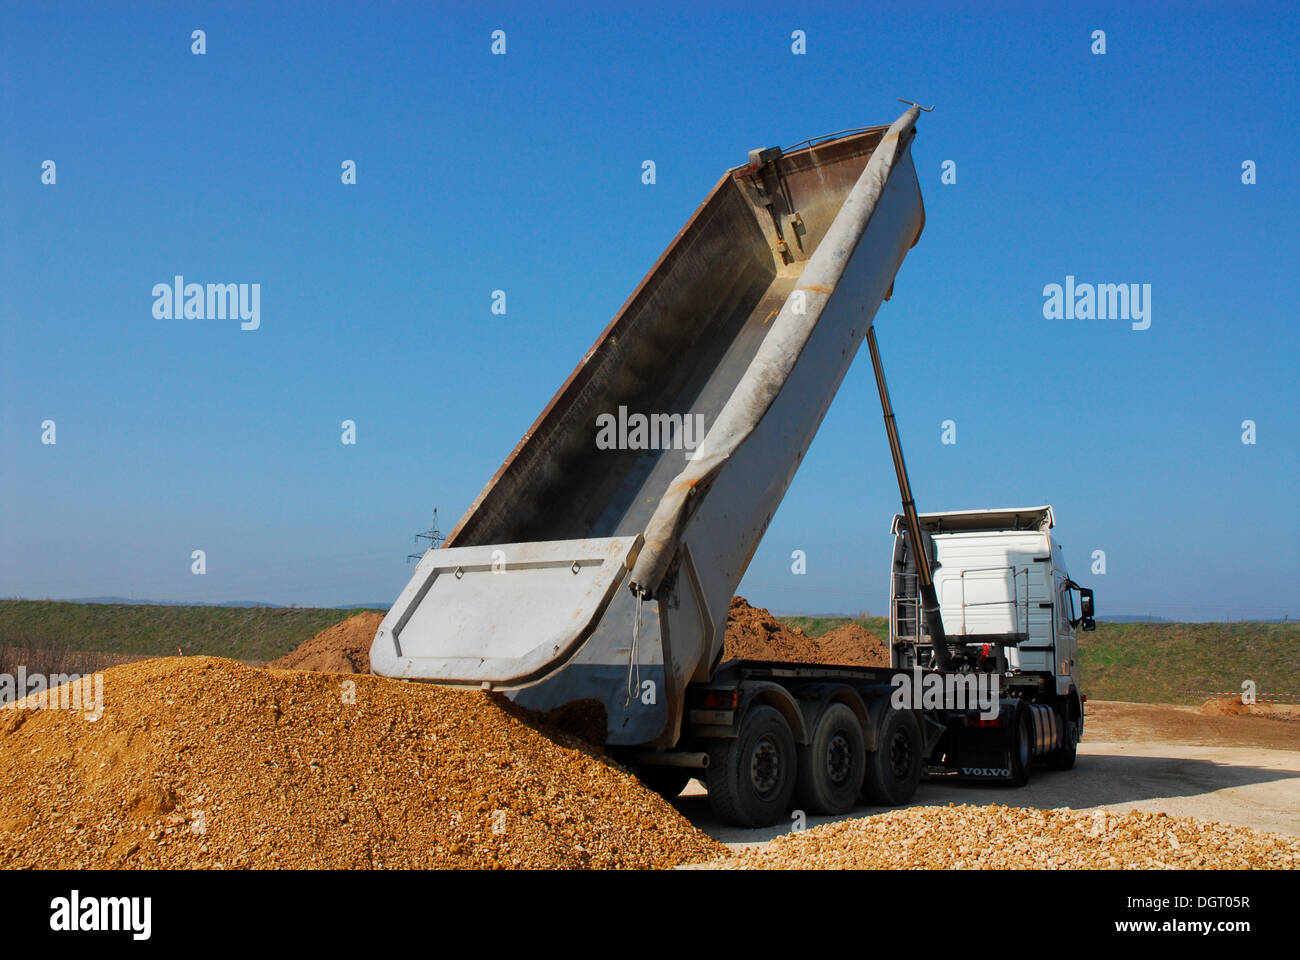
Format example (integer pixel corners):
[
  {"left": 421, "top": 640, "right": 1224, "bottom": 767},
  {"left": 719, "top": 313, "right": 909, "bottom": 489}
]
[{"left": 623, "top": 658, "right": 1082, "bottom": 828}]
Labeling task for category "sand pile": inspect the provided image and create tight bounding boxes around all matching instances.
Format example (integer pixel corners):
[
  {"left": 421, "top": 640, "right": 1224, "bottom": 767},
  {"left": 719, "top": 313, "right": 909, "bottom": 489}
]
[
  {"left": 266, "top": 612, "right": 382, "bottom": 674},
  {"left": 706, "top": 804, "right": 1300, "bottom": 870},
  {"left": 0, "top": 657, "right": 724, "bottom": 869},
  {"left": 723, "top": 597, "right": 888, "bottom": 666}
]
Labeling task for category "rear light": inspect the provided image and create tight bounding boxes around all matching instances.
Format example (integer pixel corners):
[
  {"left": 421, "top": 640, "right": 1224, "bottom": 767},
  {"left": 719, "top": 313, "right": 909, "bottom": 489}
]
[
  {"left": 1081, "top": 694, "right": 1088, "bottom": 702},
  {"left": 695, "top": 690, "right": 738, "bottom": 709},
  {"left": 973, "top": 716, "right": 1003, "bottom": 727}
]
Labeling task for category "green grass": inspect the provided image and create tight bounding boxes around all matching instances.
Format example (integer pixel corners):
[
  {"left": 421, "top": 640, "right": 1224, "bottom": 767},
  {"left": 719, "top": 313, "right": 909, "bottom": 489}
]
[
  {"left": 0, "top": 601, "right": 380, "bottom": 664},
  {"left": 1, "top": 601, "right": 1295, "bottom": 704},
  {"left": 781, "top": 614, "right": 890, "bottom": 639},
  {"left": 776, "top": 615, "right": 1300, "bottom": 704},
  {"left": 1065, "top": 620, "right": 1300, "bottom": 704}
]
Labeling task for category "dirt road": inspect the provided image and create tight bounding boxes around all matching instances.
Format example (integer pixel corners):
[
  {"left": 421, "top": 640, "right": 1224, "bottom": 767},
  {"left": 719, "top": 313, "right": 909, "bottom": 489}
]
[{"left": 678, "top": 700, "right": 1300, "bottom": 848}]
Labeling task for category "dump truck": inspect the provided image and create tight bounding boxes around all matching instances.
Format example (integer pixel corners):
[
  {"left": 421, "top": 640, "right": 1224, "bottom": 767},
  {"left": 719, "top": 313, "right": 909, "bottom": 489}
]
[{"left": 371, "top": 105, "right": 1095, "bottom": 827}]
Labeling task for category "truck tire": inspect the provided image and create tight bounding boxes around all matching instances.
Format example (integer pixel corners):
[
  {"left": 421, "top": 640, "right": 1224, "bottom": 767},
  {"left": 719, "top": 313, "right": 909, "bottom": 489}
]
[
  {"left": 1046, "top": 718, "right": 1078, "bottom": 771},
  {"left": 633, "top": 765, "right": 694, "bottom": 799},
  {"left": 862, "top": 708, "right": 923, "bottom": 806},
  {"left": 796, "top": 703, "right": 866, "bottom": 815},
  {"left": 1010, "top": 706, "right": 1033, "bottom": 786},
  {"left": 706, "top": 705, "right": 798, "bottom": 828}
]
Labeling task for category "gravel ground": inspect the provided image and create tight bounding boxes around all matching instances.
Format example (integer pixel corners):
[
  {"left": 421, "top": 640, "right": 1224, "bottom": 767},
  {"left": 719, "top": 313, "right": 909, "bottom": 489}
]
[
  {"left": 1087, "top": 699, "right": 1300, "bottom": 752},
  {"left": 5, "top": 636, "right": 1294, "bottom": 871},
  {"left": 701, "top": 804, "right": 1300, "bottom": 869}
]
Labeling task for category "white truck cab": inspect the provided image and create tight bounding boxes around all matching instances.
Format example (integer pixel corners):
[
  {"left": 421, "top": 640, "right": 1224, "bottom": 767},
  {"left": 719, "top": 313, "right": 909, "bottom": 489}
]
[{"left": 889, "top": 505, "right": 1095, "bottom": 778}]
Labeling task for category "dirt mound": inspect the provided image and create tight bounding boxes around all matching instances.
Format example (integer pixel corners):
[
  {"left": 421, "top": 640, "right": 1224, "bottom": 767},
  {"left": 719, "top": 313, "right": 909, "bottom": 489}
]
[
  {"left": 1197, "top": 697, "right": 1252, "bottom": 716},
  {"left": 723, "top": 597, "right": 888, "bottom": 666},
  {"left": 1193, "top": 697, "right": 1300, "bottom": 723},
  {"left": 277, "top": 600, "right": 889, "bottom": 679},
  {"left": 812, "top": 623, "right": 890, "bottom": 667},
  {"left": 706, "top": 804, "right": 1300, "bottom": 870},
  {"left": 0, "top": 657, "right": 724, "bottom": 869},
  {"left": 266, "top": 612, "right": 382, "bottom": 674}
]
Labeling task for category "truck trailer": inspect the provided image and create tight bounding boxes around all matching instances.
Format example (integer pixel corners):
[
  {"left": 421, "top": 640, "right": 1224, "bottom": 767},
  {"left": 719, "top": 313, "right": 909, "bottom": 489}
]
[{"left": 370, "top": 105, "right": 1096, "bottom": 827}]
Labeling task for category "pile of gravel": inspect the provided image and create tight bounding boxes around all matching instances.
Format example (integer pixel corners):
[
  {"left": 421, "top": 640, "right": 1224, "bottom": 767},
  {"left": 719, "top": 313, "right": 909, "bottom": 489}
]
[
  {"left": 705, "top": 804, "right": 1300, "bottom": 870},
  {"left": 0, "top": 657, "right": 724, "bottom": 869}
]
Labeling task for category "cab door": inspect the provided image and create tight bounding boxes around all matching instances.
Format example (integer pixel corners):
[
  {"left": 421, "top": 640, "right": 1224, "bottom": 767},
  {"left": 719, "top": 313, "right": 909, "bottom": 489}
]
[{"left": 1052, "top": 542, "right": 1081, "bottom": 690}]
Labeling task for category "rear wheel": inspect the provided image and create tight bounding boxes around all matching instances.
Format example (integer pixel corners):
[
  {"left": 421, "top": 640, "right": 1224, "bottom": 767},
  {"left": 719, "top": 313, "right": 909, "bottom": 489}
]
[
  {"left": 797, "top": 703, "right": 866, "bottom": 815},
  {"left": 1010, "top": 707, "right": 1033, "bottom": 786},
  {"left": 862, "top": 708, "right": 923, "bottom": 806},
  {"left": 706, "top": 705, "right": 798, "bottom": 828},
  {"left": 1046, "top": 715, "right": 1078, "bottom": 771}
]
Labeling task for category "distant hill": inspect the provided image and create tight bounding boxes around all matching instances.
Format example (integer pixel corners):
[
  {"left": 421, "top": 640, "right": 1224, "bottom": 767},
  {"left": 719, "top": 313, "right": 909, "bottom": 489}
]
[
  {"left": 69, "top": 597, "right": 281, "bottom": 608},
  {"left": 51, "top": 597, "right": 390, "bottom": 610},
  {"left": 1101, "top": 614, "right": 1296, "bottom": 624}
]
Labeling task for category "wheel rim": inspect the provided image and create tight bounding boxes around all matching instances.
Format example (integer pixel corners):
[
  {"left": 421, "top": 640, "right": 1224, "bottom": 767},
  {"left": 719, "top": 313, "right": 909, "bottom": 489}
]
[
  {"left": 888, "top": 729, "right": 913, "bottom": 780},
  {"left": 826, "top": 732, "right": 852, "bottom": 786},
  {"left": 750, "top": 735, "right": 781, "bottom": 798}
]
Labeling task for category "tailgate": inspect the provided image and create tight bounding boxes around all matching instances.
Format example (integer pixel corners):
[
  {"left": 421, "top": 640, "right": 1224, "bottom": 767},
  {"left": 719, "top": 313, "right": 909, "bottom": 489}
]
[{"left": 370, "top": 535, "right": 643, "bottom": 689}]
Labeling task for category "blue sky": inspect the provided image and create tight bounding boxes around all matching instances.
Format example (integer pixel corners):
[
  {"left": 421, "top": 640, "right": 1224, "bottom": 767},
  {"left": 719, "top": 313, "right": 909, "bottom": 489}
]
[{"left": 2, "top": 1, "right": 1297, "bottom": 619}]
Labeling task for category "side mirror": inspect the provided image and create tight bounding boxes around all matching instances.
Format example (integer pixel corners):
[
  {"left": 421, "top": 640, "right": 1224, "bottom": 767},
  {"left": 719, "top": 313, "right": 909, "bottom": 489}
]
[
  {"left": 1082, "top": 617, "right": 1096, "bottom": 632},
  {"left": 1079, "top": 587, "right": 1094, "bottom": 619}
]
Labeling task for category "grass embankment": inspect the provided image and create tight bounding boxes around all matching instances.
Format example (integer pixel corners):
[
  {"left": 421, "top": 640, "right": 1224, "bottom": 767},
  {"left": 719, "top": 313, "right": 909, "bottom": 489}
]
[
  {"left": 1, "top": 601, "right": 1295, "bottom": 704},
  {"left": 778, "top": 614, "right": 1300, "bottom": 704},
  {"left": 0, "top": 600, "right": 381, "bottom": 671}
]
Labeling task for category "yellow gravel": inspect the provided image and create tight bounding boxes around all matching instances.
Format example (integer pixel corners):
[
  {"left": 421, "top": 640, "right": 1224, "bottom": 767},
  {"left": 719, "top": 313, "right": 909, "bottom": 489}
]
[
  {"left": 0, "top": 657, "right": 724, "bottom": 870},
  {"left": 706, "top": 804, "right": 1300, "bottom": 870}
]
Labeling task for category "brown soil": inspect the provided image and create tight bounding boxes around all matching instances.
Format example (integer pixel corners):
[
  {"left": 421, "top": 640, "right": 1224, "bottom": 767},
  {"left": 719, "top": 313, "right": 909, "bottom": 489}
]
[
  {"left": 266, "top": 612, "right": 382, "bottom": 674},
  {"left": 723, "top": 597, "right": 888, "bottom": 666},
  {"left": 1195, "top": 696, "right": 1275, "bottom": 717},
  {"left": 0, "top": 657, "right": 724, "bottom": 869},
  {"left": 1085, "top": 700, "right": 1300, "bottom": 751}
]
